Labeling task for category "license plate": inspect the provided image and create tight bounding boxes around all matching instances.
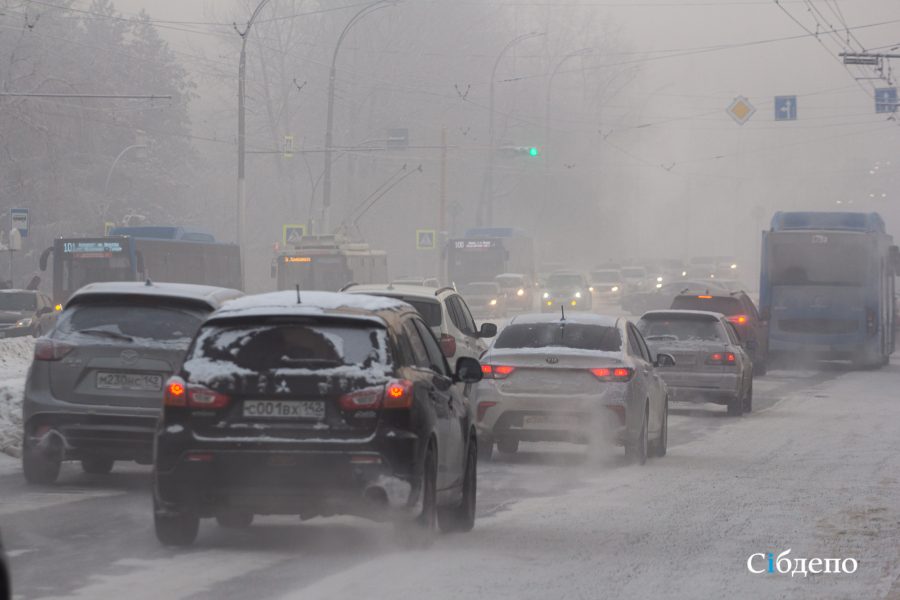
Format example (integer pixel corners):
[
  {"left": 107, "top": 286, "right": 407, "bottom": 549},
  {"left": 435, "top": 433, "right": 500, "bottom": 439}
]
[
  {"left": 242, "top": 400, "right": 325, "bottom": 420},
  {"left": 522, "top": 415, "right": 579, "bottom": 429},
  {"left": 96, "top": 372, "right": 162, "bottom": 391}
]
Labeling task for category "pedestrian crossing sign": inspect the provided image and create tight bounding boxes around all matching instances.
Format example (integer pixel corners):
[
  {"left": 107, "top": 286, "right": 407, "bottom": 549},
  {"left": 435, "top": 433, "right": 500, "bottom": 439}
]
[
  {"left": 417, "top": 229, "right": 436, "bottom": 250},
  {"left": 282, "top": 224, "right": 306, "bottom": 246}
]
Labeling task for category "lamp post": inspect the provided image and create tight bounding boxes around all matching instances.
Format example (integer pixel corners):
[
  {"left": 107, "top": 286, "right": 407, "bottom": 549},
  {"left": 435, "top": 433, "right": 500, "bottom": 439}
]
[
  {"left": 545, "top": 48, "right": 593, "bottom": 171},
  {"left": 103, "top": 141, "right": 149, "bottom": 222},
  {"left": 321, "top": 0, "right": 396, "bottom": 234},
  {"left": 481, "top": 31, "right": 544, "bottom": 227}
]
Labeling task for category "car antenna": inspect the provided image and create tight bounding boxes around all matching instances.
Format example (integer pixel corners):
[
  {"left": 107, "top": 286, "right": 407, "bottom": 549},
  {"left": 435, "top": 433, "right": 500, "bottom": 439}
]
[
  {"left": 295, "top": 284, "right": 302, "bottom": 304},
  {"left": 144, "top": 278, "right": 153, "bottom": 287},
  {"left": 560, "top": 305, "right": 566, "bottom": 321}
]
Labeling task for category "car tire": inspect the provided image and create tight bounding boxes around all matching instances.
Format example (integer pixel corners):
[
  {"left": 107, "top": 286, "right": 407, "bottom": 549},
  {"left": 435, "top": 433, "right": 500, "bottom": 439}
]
[
  {"left": 743, "top": 380, "right": 753, "bottom": 413},
  {"left": 726, "top": 390, "right": 743, "bottom": 416},
  {"left": 396, "top": 443, "right": 437, "bottom": 547},
  {"left": 216, "top": 511, "right": 254, "bottom": 529},
  {"left": 651, "top": 398, "right": 668, "bottom": 458},
  {"left": 81, "top": 457, "right": 114, "bottom": 475},
  {"left": 22, "top": 437, "right": 61, "bottom": 485},
  {"left": 496, "top": 438, "right": 519, "bottom": 455},
  {"left": 753, "top": 360, "right": 767, "bottom": 377},
  {"left": 477, "top": 436, "right": 493, "bottom": 462},
  {"left": 438, "top": 437, "right": 477, "bottom": 533},
  {"left": 625, "top": 405, "right": 648, "bottom": 465},
  {"left": 154, "top": 506, "right": 200, "bottom": 547}
]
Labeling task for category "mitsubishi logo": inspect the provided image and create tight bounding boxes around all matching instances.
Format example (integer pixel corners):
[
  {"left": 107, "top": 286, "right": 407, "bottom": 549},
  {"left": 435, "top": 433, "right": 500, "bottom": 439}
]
[{"left": 120, "top": 350, "right": 139, "bottom": 366}]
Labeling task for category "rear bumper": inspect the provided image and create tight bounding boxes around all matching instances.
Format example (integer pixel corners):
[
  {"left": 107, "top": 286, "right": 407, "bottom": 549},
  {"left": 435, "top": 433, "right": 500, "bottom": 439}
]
[
  {"left": 0, "top": 327, "right": 32, "bottom": 339},
  {"left": 658, "top": 371, "right": 740, "bottom": 404},
  {"left": 154, "top": 428, "right": 423, "bottom": 519}
]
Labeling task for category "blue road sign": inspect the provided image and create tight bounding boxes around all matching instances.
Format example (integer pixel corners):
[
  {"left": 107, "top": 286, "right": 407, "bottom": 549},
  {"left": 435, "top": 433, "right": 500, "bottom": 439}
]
[
  {"left": 10, "top": 208, "right": 28, "bottom": 238},
  {"left": 774, "top": 95, "right": 797, "bottom": 121},
  {"left": 875, "top": 88, "right": 898, "bottom": 114}
]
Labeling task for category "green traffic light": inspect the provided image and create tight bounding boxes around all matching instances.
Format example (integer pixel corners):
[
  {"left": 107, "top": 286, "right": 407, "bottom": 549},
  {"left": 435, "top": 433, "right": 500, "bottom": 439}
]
[{"left": 529, "top": 147, "right": 539, "bottom": 157}]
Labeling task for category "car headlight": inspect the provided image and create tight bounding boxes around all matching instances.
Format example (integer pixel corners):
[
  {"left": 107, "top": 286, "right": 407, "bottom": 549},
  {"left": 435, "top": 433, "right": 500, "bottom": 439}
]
[
  {"left": 489, "top": 299, "right": 498, "bottom": 306},
  {"left": 517, "top": 288, "right": 525, "bottom": 297},
  {"left": 543, "top": 292, "right": 550, "bottom": 299},
  {"left": 730, "top": 263, "right": 738, "bottom": 270},
  {"left": 611, "top": 286, "right": 619, "bottom": 292},
  {"left": 656, "top": 276, "right": 663, "bottom": 283},
  {"left": 15, "top": 318, "right": 33, "bottom": 328},
  {"left": 656, "top": 283, "right": 663, "bottom": 289},
  {"left": 681, "top": 271, "right": 687, "bottom": 277},
  {"left": 575, "top": 291, "right": 582, "bottom": 299},
  {"left": 588, "top": 286, "right": 595, "bottom": 292}
]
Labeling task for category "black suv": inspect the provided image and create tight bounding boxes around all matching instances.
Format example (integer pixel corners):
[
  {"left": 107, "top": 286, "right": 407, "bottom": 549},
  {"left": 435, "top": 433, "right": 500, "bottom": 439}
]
[
  {"left": 153, "top": 291, "right": 483, "bottom": 546},
  {"left": 670, "top": 290, "right": 769, "bottom": 375}
]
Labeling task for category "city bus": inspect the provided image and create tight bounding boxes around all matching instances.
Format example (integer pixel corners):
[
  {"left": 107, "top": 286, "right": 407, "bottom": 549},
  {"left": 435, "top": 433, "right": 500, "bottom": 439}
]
[
  {"left": 39, "top": 226, "right": 242, "bottom": 305},
  {"left": 759, "top": 211, "right": 900, "bottom": 368},
  {"left": 273, "top": 234, "right": 387, "bottom": 292},
  {"left": 447, "top": 227, "right": 535, "bottom": 287}
]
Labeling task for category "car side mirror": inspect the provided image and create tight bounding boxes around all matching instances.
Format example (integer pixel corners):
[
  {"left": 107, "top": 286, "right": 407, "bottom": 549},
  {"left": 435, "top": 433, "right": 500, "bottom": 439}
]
[
  {"left": 455, "top": 356, "right": 483, "bottom": 384},
  {"left": 655, "top": 353, "right": 676, "bottom": 368},
  {"left": 479, "top": 323, "right": 498, "bottom": 339}
]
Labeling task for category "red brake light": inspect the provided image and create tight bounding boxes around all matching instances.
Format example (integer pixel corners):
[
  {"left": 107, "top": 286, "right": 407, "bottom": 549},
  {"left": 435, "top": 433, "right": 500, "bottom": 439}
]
[
  {"left": 591, "top": 367, "right": 634, "bottom": 382},
  {"left": 707, "top": 352, "right": 737, "bottom": 366},
  {"left": 383, "top": 379, "right": 414, "bottom": 409},
  {"left": 33, "top": 338, "right": 75, "bottom": 361},
  {"left": 439, "top": 334, "right": 457, "bottom": 358},
  {"left": 188, "top": 386, "right": 230, "bottom": 409},
  {"left": 482, "top": 365, "right": 515, "bottom": 380},
  {"left": 727, "top": 315, "right": 748, "bottom": 325},
  {"left": 164, "top": 377, "right": 187, "bottom": 407},
  {"left": 339, "top": 386, "right": 384, "bottom": 410},
  {"left": 698, "top": 295, "right": 713, "bottom": 299}
]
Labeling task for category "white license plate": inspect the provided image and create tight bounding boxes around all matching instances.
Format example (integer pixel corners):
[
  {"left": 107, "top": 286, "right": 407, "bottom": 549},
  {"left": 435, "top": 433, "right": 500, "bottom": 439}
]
[
  {"left": 522, "top": 415, "right": 579, "bottom": 429},
  {"left": 243, "top": 400, "right": 326, "bottom": 420},
  {"left": 96, "top": 372, "right": 162, "bottom": 391}
]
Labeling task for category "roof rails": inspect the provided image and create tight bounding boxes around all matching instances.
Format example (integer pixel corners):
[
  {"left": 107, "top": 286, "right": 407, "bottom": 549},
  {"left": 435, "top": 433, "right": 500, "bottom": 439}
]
[
  {"left": 339, "top": 282, "right": 358, "bottom": 292},
  {"left": 434, "top": 286, "right": 456, "bottom": 297}
]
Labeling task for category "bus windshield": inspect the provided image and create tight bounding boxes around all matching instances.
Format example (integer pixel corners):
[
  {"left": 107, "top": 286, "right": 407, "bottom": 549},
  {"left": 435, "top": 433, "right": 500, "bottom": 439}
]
[
  {"left": 770, "top": 237, "right": 869, "bottom": 286},
  {"left": 56, "top": 239, "right": 135, "bottom": 299}
]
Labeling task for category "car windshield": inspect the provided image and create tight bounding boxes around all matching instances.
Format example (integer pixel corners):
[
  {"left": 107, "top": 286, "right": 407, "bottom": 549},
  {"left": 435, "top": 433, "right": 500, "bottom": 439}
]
[
  {"left": 621, "top": 268, "right": 646, "bottom": 278},
  {"left": 495, "top": 276, "right": 524, "bottom": 288},
  {"left": 495, "top": 323, "right": 621, "bottom": 351},
  {"left": 637, "top": 316, "right": 725, "bottom": 342},
  {"left": 671, "top": 296, "right": 743, "bottom": 316},
  {"left": 57, "top": 302, "right": 205, "bottom": 345},
  {"left": 0, "top": 292, "right": 36, "bottom": 311},
  {"left": 590, "top": 270, "right": 620, "bottom": 282},
  {"left": 462, "top": 283, "right": 499, "bottom": 295},
  {"left": 185, "top": 321, "right": 390, "bottom": 375},
  {"left": 547, "top": 274, "right": 583, "bottom": 288}
]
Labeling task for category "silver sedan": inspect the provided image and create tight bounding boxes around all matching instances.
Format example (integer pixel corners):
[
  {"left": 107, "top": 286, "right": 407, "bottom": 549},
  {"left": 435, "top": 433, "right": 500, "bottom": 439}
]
[
  {"left": 476, "top": 313, "right": 672, "bottom": 465},
  {"left": 637, "top": 310, "right": 753, "bottom": 416}
]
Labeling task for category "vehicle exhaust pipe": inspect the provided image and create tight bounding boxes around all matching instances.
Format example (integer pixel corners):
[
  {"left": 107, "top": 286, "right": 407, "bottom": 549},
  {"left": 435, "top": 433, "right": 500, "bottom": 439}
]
[{"left": 362, "top": 485, "right": 388, "bottom": 507}]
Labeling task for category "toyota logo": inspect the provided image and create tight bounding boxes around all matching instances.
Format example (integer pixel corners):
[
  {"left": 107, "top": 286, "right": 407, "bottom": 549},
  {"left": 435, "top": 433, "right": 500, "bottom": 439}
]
[
  {"left": 546, "top": 356, "right": 559, "bottom": 364},
  {"left": 120, "top": 350, "right": 139, "bottom": 366}
]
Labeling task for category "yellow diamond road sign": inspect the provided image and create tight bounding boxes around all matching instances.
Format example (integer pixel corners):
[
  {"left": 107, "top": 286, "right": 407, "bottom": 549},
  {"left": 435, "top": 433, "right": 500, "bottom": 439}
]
[{"left": 727, "top": 96, "right": 756, "bottom": 126}]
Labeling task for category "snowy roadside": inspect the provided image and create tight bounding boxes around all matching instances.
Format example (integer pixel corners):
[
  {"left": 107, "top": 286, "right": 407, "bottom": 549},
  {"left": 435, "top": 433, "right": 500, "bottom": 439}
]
[{"left": 0, "top": 337, "right": 35, "bottom": 458}]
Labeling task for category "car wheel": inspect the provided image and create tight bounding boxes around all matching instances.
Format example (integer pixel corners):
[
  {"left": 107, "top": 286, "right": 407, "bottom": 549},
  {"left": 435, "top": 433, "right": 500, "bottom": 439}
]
[
  {"left": 81, "top": 457, "right": 114, "bottom": 475},
  {"left": 753, "top": 359, "right": 767, "bottom": 377},
  {"left": 154, "top": 504, "right": 199, "bottom": 547},
  {"left": 477, "top": 435, "right": 493, "bottom": 462},
  {"left": 726, "top": 390, "right": 743, "bottom": 416},
  {"left": 396, "top": 443, "right": 437, "bottom": 547},
  {"left": 626, "top": 405, "right": 648, "bottom": 465},
  {"left": 216, "top": 511, "right": 254, "bottom": 529},
  {"left": 22, "top": 437, "right": 61, "bottom": 485},
  {"left": 651, "top": 398, "right": 668, "bottom": 458},
  {"left": 438, "top": 437, "right": 477, "bottom": 533},
  {"left": 496, "top": 438, "right": 519, "bottom": 455},
  {"left": 743, "top": 380, "right": 753, "bottom": 413}
]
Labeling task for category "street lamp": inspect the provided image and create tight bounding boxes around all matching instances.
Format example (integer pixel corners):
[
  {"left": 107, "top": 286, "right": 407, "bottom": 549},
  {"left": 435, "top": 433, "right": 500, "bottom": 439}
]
[
  {"left": 321, "top": 0, "right": 397, "bottom": 234},
  {"left": 103, "top": 141, "right": 149, "bottom": 222},
  {"left": 480, "top": 31, "right": 545, "bottom": 227},
  {"left": 545, "top": 48, "right": 593, "bottom": 170}
]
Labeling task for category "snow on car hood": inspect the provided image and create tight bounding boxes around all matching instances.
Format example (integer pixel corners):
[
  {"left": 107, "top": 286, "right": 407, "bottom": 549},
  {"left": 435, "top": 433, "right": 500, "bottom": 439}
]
[{"left": 217, "top": 291, "right": 406, "bottom": 317}]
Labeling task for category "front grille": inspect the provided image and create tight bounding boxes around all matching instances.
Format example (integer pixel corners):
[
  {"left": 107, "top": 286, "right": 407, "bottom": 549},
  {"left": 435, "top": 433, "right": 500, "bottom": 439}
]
[{"left": 777, "top": 318, "right": 858, "bottom": 335}]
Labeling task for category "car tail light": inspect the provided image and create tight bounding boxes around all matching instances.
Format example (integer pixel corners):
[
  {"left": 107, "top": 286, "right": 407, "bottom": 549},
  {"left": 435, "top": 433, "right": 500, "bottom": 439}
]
[
  {"left": 339, "top": 386, "right": 384, "bottom": 410},
  {"left": 188, "top": 386, "right": 231, "bottom": 409},
  {"left": 477, "top": 401, "right": 497, "bottom": 421},
  {"left": 164, "top": 377, "right": 187, "bottom": 407},
  {"left": 727, "top": 314, "right": 748, "bottom": 326},
  {"left": 383, "top": 379, "right": 414, "bottom": 409},
  {"left": 33, "top": 338, "right": 74, "bottom": 361},
  {"left": 697, "top": 295, "right": 713, "bottom": 299},
  {"left": 439, "top": 334, "right": 457, "bottom": 358},
  {"left": 591, "top": 367, "right": 634, "bottom": 382},
  {"left": 482, "top": 364, "right": 516, "bottom": 380},
  {"left": 866, "top": 308, "right": 876, "bottom": 335},
  {"left": 707, "top": 352, "right": 737, "bottom": 366}
]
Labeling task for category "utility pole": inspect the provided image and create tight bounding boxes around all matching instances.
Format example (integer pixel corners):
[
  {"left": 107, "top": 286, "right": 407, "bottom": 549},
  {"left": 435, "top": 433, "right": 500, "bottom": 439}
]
[
  {"left": 439, "top": 126, "right": 448, "bottom": 284},
  {"left": 480, "top": 31, "right": 544, "bottom": 228},
  {"left": 322, "top": 0, "right": 396, "bottom": 234}
]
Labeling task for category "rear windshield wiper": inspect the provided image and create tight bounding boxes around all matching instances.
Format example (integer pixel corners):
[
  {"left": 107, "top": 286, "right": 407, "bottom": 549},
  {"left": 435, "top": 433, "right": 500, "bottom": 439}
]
[{"left": 77, "top": 329, "right": 135, "bottom": 343}]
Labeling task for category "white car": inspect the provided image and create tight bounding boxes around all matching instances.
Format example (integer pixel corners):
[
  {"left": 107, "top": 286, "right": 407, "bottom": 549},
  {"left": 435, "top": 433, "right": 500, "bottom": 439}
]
[
  {"left": 476, "top": 313, "right": 673, "bottom": 464},
  {"left": 344, "top": 284, "right": 497, "bottom": 368}
]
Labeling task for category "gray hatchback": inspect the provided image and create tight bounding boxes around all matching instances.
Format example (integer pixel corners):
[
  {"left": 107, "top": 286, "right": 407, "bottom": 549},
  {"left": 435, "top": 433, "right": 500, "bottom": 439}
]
[{"left": 21, "top": 281, "right": 242, "bottom": 484}]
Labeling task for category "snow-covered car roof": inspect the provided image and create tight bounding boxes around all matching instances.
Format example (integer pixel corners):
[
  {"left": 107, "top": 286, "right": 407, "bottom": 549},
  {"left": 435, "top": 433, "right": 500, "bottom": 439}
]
[
  {"left": 67, "top": 281, "right": 243, "bottom": 310},
  {"left": 639, "top": 309, "right": 726, "bottom": 320},
  {"left": 0, "top": 288, "right": 37, "bottom": 295},
  {"left": 344, "top": 284, "right": 446, "bottom": 302},
  {"left": 508, "top": 312, "right": 620, "bottom": 327},
  {"left": 209, "top": 290, "right": 410, "bottom": 324}
]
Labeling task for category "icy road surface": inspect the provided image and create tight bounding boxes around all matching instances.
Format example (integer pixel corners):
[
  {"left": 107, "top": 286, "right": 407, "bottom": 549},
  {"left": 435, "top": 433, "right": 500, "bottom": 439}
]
[{"left": 1, "top": 359, "right": 899, "bottom": 599}]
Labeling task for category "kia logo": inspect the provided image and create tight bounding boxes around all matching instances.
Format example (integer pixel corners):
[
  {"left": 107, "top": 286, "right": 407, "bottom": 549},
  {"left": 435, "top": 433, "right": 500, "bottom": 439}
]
[
  {"left": 120, "top": 350, "right": 139, "bottom": 365},
  {"left": 546, "top": 356, "right": 559, "bottom": 364}
]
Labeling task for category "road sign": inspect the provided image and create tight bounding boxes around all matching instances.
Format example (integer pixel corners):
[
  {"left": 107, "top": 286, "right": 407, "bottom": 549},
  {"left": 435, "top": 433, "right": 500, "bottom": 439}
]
[
  {"left": 774, "top": 96, "right": 797, "bottom": 121},
  {"left": 10, "top": 208, "right": 27, "bottom": 238},
  {"left": 875, "top": 88, "right": 898, "bottom": 113},
  {"left": 282, "top": 224, "right": 306, "bottom": 246},
  {"left": 726, "top": 96, "right": 756, "bottom": 126},
  {"left": 416, "top": 229, "right": 436, "bottom": 250}
]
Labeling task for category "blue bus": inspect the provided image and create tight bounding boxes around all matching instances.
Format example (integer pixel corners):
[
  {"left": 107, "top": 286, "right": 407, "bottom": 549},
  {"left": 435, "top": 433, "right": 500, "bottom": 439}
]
[
  {"left": 760, "top": 212, "right": 900, "bottom": 368},
  {"left": 39, "top": 226, "right": 243, "bottom": 306}
]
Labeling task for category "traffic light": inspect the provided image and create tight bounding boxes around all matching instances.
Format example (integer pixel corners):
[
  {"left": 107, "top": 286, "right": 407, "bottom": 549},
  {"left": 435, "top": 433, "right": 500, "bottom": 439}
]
[{"left": 529, "top": 146, "right": 539, "bottom": 157}]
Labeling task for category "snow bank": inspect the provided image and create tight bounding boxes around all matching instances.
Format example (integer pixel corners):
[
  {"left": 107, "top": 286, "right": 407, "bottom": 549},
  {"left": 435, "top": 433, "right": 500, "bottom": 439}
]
[{"left": 0, "top": 336, "right": 35, "bottom": 457}]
